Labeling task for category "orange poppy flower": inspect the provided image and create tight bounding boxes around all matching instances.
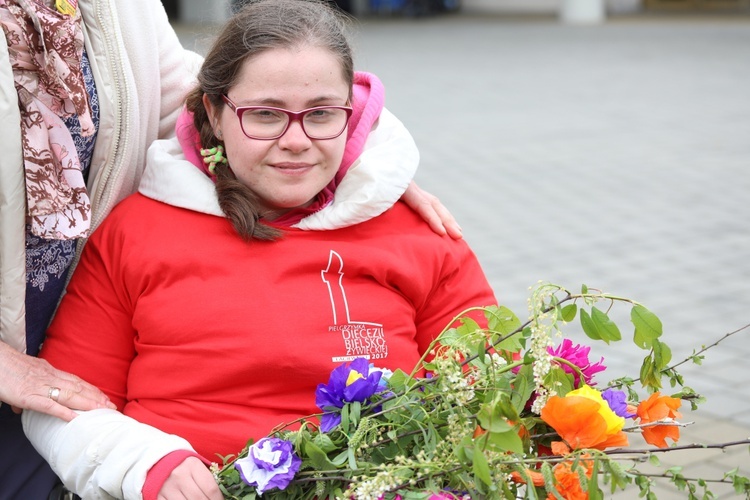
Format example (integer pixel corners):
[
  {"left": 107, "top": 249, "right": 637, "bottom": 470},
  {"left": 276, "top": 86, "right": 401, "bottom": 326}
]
[
  {"left": 541, "top": 394, "right": 628, "bottom": 451},
  {"left": 546, "top": 460, "right": 593, "bottom": 500},
  {"left": 636, "top": 392, "right": 682, "bottom": 448}
]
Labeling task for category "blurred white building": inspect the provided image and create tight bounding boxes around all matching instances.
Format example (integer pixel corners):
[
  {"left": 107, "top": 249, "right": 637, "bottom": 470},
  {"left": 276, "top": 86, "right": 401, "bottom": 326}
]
[{"left": 169, "top": 0, "right": 748, "bottom": 24}]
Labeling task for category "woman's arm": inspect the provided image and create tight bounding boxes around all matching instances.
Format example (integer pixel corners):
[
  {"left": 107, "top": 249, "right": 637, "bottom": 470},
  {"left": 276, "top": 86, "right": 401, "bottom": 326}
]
[
  {"left": 22, "top": 408, "right": 197, "bottom": 499},
  {"left": 414, "top": 239, "right": 498, "bottom": 354}
]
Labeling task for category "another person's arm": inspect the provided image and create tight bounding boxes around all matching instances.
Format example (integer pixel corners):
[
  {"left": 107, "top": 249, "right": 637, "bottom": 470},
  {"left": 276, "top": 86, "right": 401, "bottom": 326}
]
[
  {"left": 402, "top": 180, "right": 462, "bottom": 239},
  {"left": 0, "top": 342, "right": 113, "bottom": 420}
]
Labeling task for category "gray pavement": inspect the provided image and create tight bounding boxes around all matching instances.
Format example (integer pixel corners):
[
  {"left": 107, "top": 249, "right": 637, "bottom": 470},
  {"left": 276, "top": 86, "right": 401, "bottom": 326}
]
[{"left": 174, "top": 12, "right": 750, "bottom": 498}]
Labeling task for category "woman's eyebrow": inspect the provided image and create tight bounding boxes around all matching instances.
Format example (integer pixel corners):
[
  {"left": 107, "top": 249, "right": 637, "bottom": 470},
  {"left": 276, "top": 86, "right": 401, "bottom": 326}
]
[{"left": 231, "top": 94, "right": 347, "bottom": 108}]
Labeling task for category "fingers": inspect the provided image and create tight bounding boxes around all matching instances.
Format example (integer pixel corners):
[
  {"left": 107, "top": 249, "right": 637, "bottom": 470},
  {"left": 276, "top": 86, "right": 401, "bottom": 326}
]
[
  {"left": 0, "top": 345, "right": 115, "bottom": 420},
  {"left": 158, "top": 457, "right": 223, "bottom": 500},
  {"left": 28, "top": 367, "right": 116, "bottom": 419},
  {"left": 51, "top": 369, "right": 117, "bottom": 411},
  {"left": 26, "top": 391, "right": 80, "bottom": 422},
  {"left": 402, "top": 181, "right": 463, "bottom": 240},
  {"left": 432, "top": 201, "right": 463, "bottom": 240}
]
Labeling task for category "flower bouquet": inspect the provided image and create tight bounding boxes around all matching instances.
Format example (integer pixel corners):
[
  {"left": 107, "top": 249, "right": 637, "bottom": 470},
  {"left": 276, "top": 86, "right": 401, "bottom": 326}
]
[{"left": 213, "top": 283, "right": 750, "bottom": 499}]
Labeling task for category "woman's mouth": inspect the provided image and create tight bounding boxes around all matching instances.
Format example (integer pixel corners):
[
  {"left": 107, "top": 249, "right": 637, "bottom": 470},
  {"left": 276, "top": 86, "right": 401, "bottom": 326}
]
[{"left": 270, "top": 162, "right": 314, "bottom": 174}]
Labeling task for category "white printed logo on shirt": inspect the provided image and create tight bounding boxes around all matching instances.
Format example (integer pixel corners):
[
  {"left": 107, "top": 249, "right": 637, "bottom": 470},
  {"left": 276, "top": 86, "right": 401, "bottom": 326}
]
[{"left": 321, "top": 250, "right": 387, "bottom": 363}]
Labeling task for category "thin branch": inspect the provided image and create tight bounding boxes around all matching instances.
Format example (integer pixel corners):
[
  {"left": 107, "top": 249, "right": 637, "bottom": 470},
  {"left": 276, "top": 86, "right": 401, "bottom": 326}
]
[
  {"left": 604, "top": 438, "right": 750, "bottom": 456},
  {"left": 623, "top": 419, "right": 694, "bottom": 432},
  {"left": 608, "top": 323, "right": 750, "bottom": 390},
  {"left": 666, "top": 323, "right": 750, "bottom": 372},
  {"left": 631, "top": 472, "right": 746, "bottom": 485}
]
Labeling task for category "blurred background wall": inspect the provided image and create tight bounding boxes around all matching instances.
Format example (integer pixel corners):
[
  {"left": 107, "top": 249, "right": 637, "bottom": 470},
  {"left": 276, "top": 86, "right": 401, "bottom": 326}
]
[{"left": 161, "top": 0, "right": 750, "bottom": 24}]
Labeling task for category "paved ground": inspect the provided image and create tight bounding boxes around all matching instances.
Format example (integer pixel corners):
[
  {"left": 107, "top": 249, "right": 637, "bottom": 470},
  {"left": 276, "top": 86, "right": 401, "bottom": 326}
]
[{"left": 174, "top": 11, "right": 750, "bottom": 498}]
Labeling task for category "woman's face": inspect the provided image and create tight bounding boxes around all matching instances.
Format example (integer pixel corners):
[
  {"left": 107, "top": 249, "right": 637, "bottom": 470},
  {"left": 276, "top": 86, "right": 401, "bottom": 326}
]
[{"left": 207, "top": 45, "right": 349, "bottom": 217}]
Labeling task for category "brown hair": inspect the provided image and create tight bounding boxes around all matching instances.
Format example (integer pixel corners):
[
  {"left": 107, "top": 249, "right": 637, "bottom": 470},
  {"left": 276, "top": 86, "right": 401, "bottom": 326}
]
[{"left": 184, "top": 0, "right": 355, "bottom": 241}]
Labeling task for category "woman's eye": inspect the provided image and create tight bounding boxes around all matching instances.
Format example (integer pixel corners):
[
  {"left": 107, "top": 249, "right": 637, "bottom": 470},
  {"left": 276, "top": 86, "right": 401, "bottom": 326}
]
[{"left": 249, "top": 109, "right": 283, "bottom": 120}]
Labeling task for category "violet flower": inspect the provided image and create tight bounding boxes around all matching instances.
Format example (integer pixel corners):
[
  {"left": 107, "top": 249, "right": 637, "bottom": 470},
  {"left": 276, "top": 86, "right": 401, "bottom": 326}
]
[
  {"left": 315, "top": 358, "right": 384, "bottom": 432},
  {"left": 548, "top": 339, "right": 606, "bottom": 386},
  {"left": 235, "top": 437, "right": 301, "bottom": 495},
  {"left": 602, "top": 388, "right": 637, "bottom": 418}
]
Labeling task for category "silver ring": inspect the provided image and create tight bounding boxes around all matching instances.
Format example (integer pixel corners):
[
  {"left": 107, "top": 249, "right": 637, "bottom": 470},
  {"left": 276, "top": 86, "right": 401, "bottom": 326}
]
[{"left": 48, "top": 386, "right": 61, "bottom": 402}]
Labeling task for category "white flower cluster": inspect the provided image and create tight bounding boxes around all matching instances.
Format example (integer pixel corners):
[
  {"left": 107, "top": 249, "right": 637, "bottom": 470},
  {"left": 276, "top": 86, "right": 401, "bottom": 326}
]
[
  {"left": 347, "top": 468, "right": 403, "bottom": 500},
  {"left": 432, "top": 352, "right": 476, "bottom": 407},
  {"left": 528, "top": 285, "right": 557, "bottom": 414},
  {"left": 489, "top": 352, "right": 508, "bottom": 368}
]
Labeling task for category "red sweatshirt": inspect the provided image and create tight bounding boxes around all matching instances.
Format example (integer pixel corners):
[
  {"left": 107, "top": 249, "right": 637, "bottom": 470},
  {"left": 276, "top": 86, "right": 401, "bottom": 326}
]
[{"left": 42, "top": 194, "right": 497, "bottom": 460}]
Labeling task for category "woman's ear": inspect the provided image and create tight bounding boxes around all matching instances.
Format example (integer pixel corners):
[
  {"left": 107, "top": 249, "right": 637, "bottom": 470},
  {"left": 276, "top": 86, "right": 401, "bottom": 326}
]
[{"left": 202, "top": 94, "right": 222, "bottom": 139}]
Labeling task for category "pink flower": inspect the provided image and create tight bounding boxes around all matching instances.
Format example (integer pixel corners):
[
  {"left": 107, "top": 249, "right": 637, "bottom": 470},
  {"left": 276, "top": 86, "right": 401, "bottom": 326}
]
[{"left": 548, "top": 339, "right": 606, "bottom": 387}]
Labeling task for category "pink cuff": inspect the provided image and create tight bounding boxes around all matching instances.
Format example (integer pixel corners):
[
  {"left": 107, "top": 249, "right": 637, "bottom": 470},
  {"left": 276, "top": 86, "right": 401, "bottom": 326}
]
[{"left": 142, "top": 450, "right": 209, "bottom": 500}]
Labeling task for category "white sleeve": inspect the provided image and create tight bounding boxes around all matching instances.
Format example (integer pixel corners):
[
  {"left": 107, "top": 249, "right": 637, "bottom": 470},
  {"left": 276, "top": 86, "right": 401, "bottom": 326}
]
[
  {"left": 22, "top": 408, "right": 195, "bottom": 500},
  {"left": 294, "top": 107, "right": 420, "bottom": 230}
]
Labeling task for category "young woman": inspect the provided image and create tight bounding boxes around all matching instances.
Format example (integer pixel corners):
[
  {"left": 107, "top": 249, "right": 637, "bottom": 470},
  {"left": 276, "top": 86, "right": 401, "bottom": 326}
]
[{"left": 22, "top": 1, "right": 496, "bottom": 498}]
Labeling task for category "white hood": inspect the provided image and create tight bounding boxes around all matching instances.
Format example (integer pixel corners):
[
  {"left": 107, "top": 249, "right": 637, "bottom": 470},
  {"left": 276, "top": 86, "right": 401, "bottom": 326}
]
[{"left": 138, "top": 108, "right": 419, "bottom": 230}]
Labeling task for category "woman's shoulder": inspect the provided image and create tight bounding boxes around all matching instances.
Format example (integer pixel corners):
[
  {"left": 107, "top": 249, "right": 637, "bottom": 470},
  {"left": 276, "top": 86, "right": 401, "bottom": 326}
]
[
  {"left": 107, "top": 193, "right": 174, "bottom": 220},
  {"left": 372, "top": 202, "right": 455, "bottom": 238},
  {"left": 92, "top": 193, "right": 191, "bottom": 240}
]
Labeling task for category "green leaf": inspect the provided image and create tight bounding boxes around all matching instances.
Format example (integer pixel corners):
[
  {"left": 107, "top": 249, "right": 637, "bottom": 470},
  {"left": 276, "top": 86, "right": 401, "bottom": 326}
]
[
  {"left": 313, "top": 433, "right": 338, "bottom": 453},
  {"left": 471, "top": 337, "right": 487, "bottom": 365},
  {"left": 640, "top": 354, "right": 662, "bottom": 391},
  {"left": 340, "top": 403, "right": 350, "bottom": 431},
  {"left": 591, "top": 307, "right": 622, "bottom": 343},
  {"left": 304, "top": 440, "right": 337, "bottom": 470},
  {"left": 454, "top": 435, "right": 473, "bottom": 463},
  {"left": 486, "top": 305, "right": 523, "bottom": 351},
  {"left": 472, "top": 449, "right": 493, "bottom": 487},
  {"left": 544, "top": 366, "right": 574, "bottom": 396},
  {"left": 653, "top": 339, "right": 672, "bottom": 370},
  {"left": 560, "top": 303, "right": 577, "bottom": 323},
  {"left": 385, "top": 369, "right": 409, "bottom": 392},
  {"left": 485, "top": 428, "right": 524, "bottom": 455},
  {"left": 349, "top": 401, "right": 361, "bottom": 428},
  {"left": 633, "top": 328, "right": 650, "bottom": 349},
  {"left": 477, "top": 403, "right": 513, "bottom": 433},
  {"left": 631, "top": 305, "right": 662, "bottom": 349},
  {"left": 458, "top": 317, "right": 481, "bottom": 337},
  {"left": 486, "top": 305, "right": 522, "bottom": 335},
  {"left": 347, "top": 446, "right": 357, "bottom": 470},
  {"left": 439, "top": 328, "right": 462, "bottom": 347},
  {"left": 511, "top": 364, "right": 535, "bottom": 413},
  {"left": 580, "top": 309, "right": 601, "bottom": 342},
  {"left": 331, "top": 449, "right": 349, "bottom": 466}
]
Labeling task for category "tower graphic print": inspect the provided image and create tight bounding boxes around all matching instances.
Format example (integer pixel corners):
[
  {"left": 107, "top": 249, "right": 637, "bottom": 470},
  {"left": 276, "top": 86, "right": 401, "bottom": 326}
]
[{"left": 321, "top": 250, "right": 387, "bottom": 362}]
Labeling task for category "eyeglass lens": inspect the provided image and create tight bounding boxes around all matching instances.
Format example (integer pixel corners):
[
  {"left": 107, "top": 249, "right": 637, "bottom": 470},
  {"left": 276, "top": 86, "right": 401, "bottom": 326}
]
[{"left": 241, "top": 108, "right": 349, "bottom": 139}]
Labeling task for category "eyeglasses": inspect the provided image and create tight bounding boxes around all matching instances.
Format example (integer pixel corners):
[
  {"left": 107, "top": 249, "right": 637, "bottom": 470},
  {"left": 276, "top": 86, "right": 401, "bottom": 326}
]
[{"left": 221, "top": 95, "right": 353, "bottom": 141}]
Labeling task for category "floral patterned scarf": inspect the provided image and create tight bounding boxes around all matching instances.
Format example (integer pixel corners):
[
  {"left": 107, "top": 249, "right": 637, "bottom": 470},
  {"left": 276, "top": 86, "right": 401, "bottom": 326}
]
[{"left": 0, "top": 0, "right": 92, "bottom": 239}]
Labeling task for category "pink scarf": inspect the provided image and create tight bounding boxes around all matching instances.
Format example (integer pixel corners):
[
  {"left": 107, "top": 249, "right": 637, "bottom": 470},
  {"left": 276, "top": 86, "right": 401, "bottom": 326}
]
[{"left": 1, "top": 0, "right": 93, "bottom": 239}]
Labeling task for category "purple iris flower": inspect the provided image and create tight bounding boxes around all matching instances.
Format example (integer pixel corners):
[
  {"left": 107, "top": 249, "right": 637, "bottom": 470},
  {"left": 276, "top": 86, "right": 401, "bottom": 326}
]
[
  {"left": 235, "top": 437, "right": 301, "bottom": 495},
  {"left": 602, "top": 388, "right": 637, "bottom": 418},
  {"left": 547, "top": 338, "right": 606, "bottom": 387},
  {"left": 315, "top": 358, "right": 384, "bottom": 432}
]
